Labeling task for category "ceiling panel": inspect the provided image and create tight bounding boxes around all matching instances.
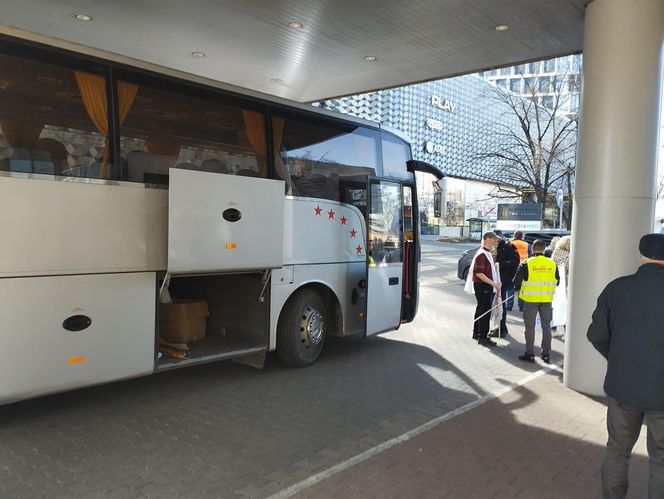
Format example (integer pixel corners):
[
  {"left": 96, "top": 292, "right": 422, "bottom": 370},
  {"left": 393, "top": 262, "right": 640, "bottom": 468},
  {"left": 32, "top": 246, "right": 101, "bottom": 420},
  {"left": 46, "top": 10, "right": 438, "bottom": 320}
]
[{"left": 0, "top": 0, "right": 587, "bottom": 102}]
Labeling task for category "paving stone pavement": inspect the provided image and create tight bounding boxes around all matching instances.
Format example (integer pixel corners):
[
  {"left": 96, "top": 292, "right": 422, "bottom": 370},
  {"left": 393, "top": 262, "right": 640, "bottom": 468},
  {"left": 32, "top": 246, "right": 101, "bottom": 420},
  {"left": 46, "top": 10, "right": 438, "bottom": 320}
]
[
  {"left": 0, "top": 241, "right": 648, "bottom": 498},
  {"left": 284, "top": 370, "right": 648, "bottom": 499}
]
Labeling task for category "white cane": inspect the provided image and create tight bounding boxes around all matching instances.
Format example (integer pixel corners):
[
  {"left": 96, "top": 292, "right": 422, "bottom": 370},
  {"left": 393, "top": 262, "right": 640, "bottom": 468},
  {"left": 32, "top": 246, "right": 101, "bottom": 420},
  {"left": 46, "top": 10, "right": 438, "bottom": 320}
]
[
  {"left": 473, "top": 296, "right": 509, "bottom": 322},
  {"left": 473, "top": 295, "right": 510, "bottom": 343}
]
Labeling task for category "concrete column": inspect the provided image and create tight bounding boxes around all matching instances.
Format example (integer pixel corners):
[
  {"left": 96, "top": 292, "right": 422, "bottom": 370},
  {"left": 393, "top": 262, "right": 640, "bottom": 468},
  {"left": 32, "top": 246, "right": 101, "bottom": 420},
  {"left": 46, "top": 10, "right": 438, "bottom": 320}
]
[{"left": 564, "top": 0, "right": 664, "bottom": 395}]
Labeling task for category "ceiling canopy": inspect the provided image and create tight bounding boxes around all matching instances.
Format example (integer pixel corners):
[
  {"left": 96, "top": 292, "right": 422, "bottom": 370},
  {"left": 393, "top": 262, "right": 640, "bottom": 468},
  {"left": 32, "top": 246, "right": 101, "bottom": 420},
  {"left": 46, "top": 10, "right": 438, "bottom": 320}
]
[{"left": 0, "top": 0, "right": 586, "bottom": 102}]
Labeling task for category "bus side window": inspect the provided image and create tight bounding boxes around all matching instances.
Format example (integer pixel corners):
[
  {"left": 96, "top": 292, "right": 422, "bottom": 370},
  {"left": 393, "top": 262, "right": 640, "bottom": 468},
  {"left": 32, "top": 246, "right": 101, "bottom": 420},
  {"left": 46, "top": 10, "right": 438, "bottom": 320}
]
[
  {"left": 118, "top": 79, "right": 268, "bottom": 184},
  {"left": 0, "top": 53, "right": 108, "bottom": 180},
  {"left": 273, "top": 110, "right": 378, "bottom": 201}
]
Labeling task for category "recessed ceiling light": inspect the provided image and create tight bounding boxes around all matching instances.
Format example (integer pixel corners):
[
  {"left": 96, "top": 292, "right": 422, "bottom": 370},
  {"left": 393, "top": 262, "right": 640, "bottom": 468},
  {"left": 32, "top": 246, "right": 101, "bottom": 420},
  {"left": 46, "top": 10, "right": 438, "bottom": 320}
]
[
  {"left": 270, "top": 78, "right": 283, "bottom": 83},
  {"left": 495, "top": 24, "right": 509, "bottom": 32},
  {"left": 74, "top": 13, "right": 92, "bottom": 22},
  {"left": 288, "top": 22, "right": 303, "bottom": 29},
  {"left": 364, "top": 56, "right": 377, "bottom": 62},
  {"left": 191, "top": 51, "right": 206, "bottom": 58}
]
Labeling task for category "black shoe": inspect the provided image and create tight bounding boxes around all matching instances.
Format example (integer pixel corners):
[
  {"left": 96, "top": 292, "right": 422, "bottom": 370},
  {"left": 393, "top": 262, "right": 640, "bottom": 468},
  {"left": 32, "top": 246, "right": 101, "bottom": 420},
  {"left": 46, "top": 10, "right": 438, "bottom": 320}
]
[
  {"left": 478, "top": 337, "right": 497, "bottom": 347},
  {"left": 472, "top": 333, "right": 479, "bottom": 340},
  {"left": 541, "top": 354, "right": 551, "bottom": 364},
  {"left": 518, "top": 353, "right": 535, "bottom": 362},
  {"left": 489, "top": 328, "right": 508, "bottom": 338}
]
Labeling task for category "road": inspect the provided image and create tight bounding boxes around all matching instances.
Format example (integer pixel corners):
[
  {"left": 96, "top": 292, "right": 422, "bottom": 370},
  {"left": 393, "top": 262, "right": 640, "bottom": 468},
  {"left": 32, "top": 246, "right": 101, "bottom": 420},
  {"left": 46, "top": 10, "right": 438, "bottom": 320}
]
[{"left": 0, "top": 240, "right": 564, "bottom": 498}]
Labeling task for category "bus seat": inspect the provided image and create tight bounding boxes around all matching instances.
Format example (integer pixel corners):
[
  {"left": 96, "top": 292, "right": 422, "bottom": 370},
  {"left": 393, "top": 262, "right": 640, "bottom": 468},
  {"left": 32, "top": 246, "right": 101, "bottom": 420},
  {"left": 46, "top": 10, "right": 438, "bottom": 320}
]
[
  {"left": 35, "top": 138, "right": 67, "bottom": 174},
  {"left": 9, "top": 147, "right": 32, "bottom": 173},
  {"left": 31, "top": 149, "right": 55, "bottom": 174},
  {"left": 200, "top": 159, "right": 228, "bottom": 174},
  {"left": 175, "top": 162, "right": 197, "bottom": 171},
  {"left": 127, "top": 150, "right": 176, "bottom": 183},
  {"left": 236, "top": 168, "right": 259, "bottom": 177},
  {"left": 127, "top": 150, "right": 150, "bottom": 182}
]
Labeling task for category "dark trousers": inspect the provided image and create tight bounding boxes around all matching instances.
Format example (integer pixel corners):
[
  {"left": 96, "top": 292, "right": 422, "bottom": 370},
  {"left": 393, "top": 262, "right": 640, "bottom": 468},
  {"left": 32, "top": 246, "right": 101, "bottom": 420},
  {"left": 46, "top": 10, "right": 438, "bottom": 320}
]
[
  {"left": 473, "top": 282, "right": 493, "bottom": 339},
  {"left": 522, "top": 301, "right": 552, "bottom": 356},
  {"left": 500, "top": 286, "right": 512, "bottom": 333},
  {"left": 602, "top": 397, "right": 664, "bottom": 498},
  {"left": 505, "top": 287, "right": 515, "bottom": 310}
]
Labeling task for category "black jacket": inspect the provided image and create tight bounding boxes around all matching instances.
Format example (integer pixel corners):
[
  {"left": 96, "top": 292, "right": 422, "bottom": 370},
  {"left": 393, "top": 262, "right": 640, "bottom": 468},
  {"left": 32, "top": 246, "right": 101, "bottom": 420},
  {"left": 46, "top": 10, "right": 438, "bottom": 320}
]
[
  {"left": 495, "top": 239, "right": 519, "bottom": 289},
  {"left": 587, "top": 263, "right": 664, "bottom": 410}
]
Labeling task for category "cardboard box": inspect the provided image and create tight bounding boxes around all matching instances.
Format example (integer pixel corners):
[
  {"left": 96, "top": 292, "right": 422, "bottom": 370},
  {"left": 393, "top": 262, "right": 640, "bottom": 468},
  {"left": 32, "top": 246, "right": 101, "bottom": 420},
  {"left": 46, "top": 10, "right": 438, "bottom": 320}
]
[{"left": 159, "top": 299, "right": 209, "bottom": 343}]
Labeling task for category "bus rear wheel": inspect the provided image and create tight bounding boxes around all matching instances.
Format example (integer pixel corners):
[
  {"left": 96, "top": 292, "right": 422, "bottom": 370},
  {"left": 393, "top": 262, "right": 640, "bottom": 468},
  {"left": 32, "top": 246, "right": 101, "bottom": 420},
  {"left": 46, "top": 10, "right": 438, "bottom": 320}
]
[{"left": 277, "top": 288, "right": 326, "bottom": 367}]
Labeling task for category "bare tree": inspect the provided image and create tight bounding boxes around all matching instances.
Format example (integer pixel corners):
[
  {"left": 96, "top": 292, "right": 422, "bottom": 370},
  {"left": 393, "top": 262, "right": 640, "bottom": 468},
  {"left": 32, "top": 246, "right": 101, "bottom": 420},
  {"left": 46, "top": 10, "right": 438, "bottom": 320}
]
[
  {"left": 474, "top": 68, "right": 579, "bottom": 225},
  {"left": 658, "top": 174, "right": 664, "bottom": 200}
]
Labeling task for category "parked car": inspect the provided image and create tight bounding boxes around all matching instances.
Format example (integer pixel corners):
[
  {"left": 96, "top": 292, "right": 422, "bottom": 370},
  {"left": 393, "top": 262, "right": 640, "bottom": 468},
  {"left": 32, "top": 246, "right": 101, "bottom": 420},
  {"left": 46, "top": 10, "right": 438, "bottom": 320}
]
[{"left": 456, "top": 229, "right": 570, "bottom": 281}]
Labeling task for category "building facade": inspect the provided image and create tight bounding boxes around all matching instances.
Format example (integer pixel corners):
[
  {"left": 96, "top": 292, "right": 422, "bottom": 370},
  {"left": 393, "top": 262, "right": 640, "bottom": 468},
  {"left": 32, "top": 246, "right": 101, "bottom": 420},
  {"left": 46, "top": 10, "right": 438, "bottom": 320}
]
[{"left": 314, "top": 55, "right": 580, "bottom": 237}]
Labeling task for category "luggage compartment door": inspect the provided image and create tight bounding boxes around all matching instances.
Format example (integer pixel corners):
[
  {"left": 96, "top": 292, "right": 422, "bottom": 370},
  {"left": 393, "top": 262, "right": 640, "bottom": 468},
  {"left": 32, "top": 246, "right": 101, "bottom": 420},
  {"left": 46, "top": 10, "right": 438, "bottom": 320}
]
[
  {"left": 0, "top": 272, "right": 156, "bottom": 404},
  {"left": 168, "top": 169, "right": 285, "bottom": 274}
]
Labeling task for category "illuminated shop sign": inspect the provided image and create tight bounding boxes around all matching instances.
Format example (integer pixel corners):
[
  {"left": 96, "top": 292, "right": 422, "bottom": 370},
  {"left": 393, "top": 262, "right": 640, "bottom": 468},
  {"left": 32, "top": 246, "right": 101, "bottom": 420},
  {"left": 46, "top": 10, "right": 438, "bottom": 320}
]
[
  {"left": 426, "top": 118, "right": 443, "bottom": 130},
  {"left": 495, "top": 203, "right": 542, "bottom": 230},
  {"left": 425, "top": 141, "right": 446, "bottom": 154},
  {"left": 431, "top": 95, "right": 458, "bottom": 112}
]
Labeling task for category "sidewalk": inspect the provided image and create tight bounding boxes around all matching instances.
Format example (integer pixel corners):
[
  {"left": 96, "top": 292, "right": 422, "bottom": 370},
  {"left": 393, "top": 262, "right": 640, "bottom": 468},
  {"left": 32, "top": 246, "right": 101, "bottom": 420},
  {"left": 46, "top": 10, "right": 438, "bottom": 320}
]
[{"left": 283, "top": 367, "right": 649, "bottom": 499}]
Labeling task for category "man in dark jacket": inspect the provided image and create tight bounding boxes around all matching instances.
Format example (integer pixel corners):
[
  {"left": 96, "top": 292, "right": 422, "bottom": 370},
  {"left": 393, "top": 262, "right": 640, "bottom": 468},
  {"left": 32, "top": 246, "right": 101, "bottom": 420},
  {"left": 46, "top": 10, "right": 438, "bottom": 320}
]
[
  {"left": 587, "top": 233, "right": 664, "bottom": 498},
  {"left": 490, "top": 230, "right": 520, "bottom": 338}
]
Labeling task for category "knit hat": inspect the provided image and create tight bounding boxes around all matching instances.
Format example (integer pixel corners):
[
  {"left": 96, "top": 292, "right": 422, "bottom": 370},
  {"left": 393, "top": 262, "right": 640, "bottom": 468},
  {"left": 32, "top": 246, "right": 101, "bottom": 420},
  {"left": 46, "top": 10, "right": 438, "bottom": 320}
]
[{"left": 639, "top": 233, "right": 664, "bottom": 261}]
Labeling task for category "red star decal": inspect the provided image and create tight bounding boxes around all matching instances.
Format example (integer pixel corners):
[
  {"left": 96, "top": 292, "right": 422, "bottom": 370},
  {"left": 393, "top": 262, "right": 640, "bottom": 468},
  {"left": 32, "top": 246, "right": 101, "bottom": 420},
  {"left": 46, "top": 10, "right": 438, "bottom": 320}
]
[
  {"left": 356, "top": 245, "right": 363, "bottom": 255},
  {"left": 350, "top": 228, "right": 357, "bottom": 238},
  {"left": 314, "top": 205, "right": 322, "bottom": 216},
  {"left": 340, "top": 215, "right": 347, "bottom": 225},
  {"left": 327, "top": 209, "right": 335, "bottom": 219}
]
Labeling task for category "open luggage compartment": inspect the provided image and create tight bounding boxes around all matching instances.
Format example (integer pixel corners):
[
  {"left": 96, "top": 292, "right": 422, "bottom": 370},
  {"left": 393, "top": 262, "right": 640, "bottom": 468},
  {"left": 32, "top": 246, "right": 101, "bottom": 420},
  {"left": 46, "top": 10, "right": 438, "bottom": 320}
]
[{"left": 157, "top": 273, "right": 268, "bottom": 369}]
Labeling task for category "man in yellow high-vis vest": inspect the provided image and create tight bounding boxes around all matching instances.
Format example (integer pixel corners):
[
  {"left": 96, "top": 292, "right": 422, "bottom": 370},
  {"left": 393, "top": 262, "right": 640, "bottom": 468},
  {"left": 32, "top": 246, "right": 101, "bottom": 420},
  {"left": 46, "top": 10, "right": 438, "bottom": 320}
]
[{"left": 513, "top": 239, "right": 560, "bottom": 363}]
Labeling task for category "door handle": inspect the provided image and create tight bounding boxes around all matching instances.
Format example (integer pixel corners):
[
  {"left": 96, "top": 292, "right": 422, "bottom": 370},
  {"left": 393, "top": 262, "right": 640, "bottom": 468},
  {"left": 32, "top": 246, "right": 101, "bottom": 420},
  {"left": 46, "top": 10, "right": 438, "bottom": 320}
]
[{"left": 389, "top": 277, "right": 399, "bottom": 285}]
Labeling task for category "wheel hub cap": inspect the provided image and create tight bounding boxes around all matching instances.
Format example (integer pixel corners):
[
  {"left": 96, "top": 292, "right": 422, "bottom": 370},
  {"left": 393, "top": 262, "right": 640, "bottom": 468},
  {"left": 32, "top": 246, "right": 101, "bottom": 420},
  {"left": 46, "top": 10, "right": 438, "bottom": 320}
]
[{"left": 300, "top": 306, "right": 324, "bottom": 347}]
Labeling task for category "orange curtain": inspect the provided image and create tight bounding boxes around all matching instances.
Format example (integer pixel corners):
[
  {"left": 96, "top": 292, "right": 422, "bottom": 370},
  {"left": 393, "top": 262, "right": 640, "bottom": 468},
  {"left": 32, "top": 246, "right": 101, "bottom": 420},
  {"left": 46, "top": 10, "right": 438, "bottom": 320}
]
[
  {"left": 242, "top": 110, "right": 267, "bottom": 176},
  {"left": 74, "top": 71, "right": 109, "bottom": 177},
  {"left": 75, "top": 73, "right": 139, "bottom": 178},
  {"left": 117, "top": 80, "right": 139, "bottom": 128}
]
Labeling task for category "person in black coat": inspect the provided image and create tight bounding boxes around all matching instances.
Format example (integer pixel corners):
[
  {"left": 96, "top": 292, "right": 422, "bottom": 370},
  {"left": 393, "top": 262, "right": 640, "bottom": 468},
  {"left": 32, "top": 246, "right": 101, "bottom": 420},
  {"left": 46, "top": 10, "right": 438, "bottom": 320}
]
[
  {"left": 587, "top": 233, "right": 664, "bottom": 498},
  {"left": 490, "top": 230, "right": 520, "bottom": 338}
]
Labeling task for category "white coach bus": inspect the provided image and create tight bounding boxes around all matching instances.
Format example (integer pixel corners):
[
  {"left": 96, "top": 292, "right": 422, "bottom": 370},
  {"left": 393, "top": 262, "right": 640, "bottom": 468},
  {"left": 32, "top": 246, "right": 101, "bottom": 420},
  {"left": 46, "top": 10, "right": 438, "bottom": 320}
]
[{"left": 0, "top": 31, "right": 443, "bottom": 404}]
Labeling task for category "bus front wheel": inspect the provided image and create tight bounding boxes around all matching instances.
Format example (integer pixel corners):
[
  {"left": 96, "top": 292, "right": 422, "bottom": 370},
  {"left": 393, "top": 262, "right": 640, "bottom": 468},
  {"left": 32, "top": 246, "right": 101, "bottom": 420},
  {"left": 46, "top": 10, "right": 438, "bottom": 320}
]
[{"left": 277, "top": 288, "right": 327, "bottom": 367}]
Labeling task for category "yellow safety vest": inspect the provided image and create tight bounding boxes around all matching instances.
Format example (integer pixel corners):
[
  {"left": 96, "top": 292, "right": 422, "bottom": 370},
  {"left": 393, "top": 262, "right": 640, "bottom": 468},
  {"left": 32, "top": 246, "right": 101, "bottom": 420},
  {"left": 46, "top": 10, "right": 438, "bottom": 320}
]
[{"left": 518, "top": 255, "right": 557, "bottom": 303}]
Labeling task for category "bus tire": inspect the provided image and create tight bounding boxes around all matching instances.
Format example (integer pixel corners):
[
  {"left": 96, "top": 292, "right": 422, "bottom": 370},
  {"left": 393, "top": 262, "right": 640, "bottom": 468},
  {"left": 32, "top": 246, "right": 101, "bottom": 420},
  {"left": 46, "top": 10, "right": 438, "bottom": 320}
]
[{"left": 277, "top": 288, "right": 326, "bottom": 367}]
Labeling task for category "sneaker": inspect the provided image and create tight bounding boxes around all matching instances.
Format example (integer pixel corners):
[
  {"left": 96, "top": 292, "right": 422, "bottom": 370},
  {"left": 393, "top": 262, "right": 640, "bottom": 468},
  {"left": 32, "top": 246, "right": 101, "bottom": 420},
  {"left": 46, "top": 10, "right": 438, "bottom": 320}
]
[
  {"left": 541, "top": 354, "right": 551, "bottom": 364},
  {"left": 518, "top": 353, "right": 535, "bottom": 362},
  {"left": 478, "top": 337, "right": 497, "bottom": 347}
]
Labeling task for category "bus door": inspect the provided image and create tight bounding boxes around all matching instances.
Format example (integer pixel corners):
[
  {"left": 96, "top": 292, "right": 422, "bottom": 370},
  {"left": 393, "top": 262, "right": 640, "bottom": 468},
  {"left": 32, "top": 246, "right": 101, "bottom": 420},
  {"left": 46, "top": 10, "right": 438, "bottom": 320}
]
[
  {"left": 366, "top": 179, "right": 405, "bottom": 335},
  {"left": 400, "top": 184, "right": 419, "bottom": 323}
]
